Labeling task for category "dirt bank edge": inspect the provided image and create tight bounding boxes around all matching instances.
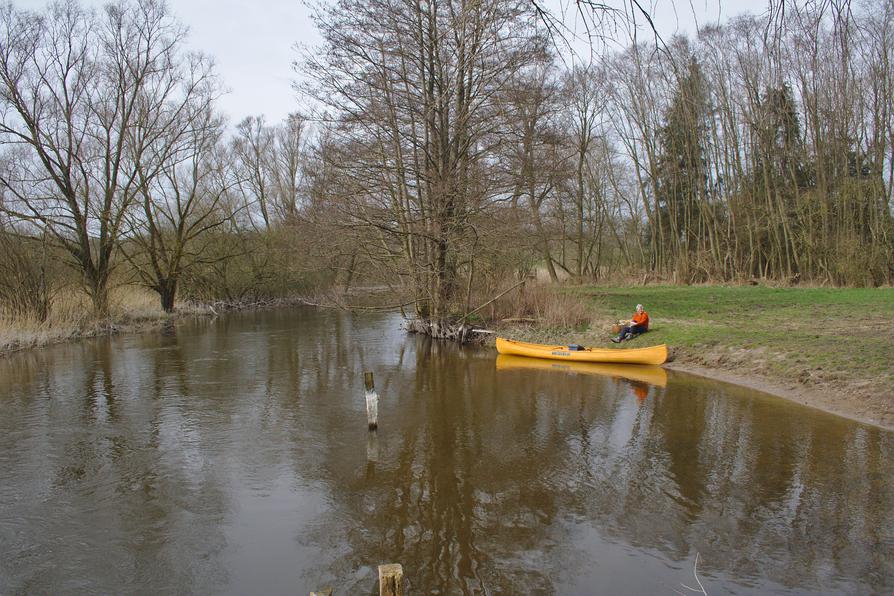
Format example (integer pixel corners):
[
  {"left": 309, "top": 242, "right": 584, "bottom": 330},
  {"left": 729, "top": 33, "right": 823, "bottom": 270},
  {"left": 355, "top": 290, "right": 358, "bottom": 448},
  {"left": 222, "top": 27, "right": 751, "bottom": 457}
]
[{"left": 664, "top": 359, "right": 894, "bottom": 432}]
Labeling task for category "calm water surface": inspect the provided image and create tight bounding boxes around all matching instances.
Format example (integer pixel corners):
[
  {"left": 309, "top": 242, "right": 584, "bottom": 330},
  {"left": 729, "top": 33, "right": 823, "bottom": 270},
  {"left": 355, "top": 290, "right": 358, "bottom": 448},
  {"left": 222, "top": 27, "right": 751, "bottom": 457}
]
[{"left": 0, "top": 308, "right": 892, "bottom": 594}]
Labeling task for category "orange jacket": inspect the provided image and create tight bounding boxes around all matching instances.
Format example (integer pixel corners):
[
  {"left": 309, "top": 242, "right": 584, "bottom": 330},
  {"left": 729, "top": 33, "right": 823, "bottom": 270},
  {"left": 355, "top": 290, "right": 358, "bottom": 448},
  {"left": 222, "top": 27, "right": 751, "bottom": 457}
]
[{"left": 632, "top": 310, "right": 649, "bottom": 329}]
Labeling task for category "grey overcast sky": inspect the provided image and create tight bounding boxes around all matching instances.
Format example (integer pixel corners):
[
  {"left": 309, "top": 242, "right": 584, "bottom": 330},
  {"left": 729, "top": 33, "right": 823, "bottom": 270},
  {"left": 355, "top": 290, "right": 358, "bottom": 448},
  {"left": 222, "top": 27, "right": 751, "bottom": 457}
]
[
  {"left": 170, "top": 0, "right": 319, "bottom": 125},
  {"left": 16, "top": 0, "right": 758, "bottom": 125}
]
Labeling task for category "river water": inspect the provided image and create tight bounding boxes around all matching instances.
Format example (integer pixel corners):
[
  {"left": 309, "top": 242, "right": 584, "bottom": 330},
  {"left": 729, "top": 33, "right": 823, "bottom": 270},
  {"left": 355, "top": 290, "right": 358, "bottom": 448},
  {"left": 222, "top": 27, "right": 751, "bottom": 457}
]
[{"left": 0, "top": 308, "right": 891, "bottom": 595}]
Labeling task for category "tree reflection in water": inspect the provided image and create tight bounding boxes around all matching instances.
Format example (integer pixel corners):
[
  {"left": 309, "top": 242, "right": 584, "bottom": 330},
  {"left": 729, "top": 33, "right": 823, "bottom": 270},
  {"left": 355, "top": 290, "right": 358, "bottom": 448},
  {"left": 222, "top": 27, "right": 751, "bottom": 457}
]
[{"left": 0, "top": 308, "right": 891, "bottom": 594}]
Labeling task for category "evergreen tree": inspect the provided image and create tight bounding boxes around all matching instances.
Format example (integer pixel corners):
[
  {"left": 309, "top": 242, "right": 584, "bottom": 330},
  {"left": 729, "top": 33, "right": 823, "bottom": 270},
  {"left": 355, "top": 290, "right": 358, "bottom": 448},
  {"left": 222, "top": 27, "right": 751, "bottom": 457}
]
[{"left": 655, "top": 54, "right": 710, "bottom": 278}]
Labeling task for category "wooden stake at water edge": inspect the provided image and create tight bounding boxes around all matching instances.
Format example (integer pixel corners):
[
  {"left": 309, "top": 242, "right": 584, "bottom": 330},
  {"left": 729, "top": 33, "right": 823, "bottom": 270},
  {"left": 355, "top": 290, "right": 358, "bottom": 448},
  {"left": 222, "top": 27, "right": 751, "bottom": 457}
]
[{"left": 378, "top": 563, "right": 404, "bottom": 596}]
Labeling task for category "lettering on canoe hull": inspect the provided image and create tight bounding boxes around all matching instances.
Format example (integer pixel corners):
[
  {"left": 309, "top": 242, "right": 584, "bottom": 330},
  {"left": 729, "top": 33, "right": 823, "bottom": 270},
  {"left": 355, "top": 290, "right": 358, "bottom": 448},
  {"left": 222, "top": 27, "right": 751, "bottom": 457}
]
[{"left": 551, "top": 351, "right": 571, "bottom": 357}]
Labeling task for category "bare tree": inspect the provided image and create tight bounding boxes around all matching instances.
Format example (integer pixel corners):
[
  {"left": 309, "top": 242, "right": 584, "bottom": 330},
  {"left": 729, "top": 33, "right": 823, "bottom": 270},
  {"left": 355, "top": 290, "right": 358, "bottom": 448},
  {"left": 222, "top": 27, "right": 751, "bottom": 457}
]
[
  {"left": 304, "top": 0, "right": 541, "bottom": 331},
  {"left": 0, "top": 0, "right": 216, "bottom": 315},
  {"left": 504, "top": 50, "right": 568, "bottom": 283},
  {"left": 563, "top": 63, "right": 608, "bottom": 278},
  {"left": 232, "top": 112, "right": 310, "bottom": 229},
  {"left": 232, "top": 115, "right": 275, "bottom": 230},
  {"left": 270, "top": 113, "right": 310, "bottom": 223},
  {"left": 125, "top": 106, "right": 236, "bottom": 312}
]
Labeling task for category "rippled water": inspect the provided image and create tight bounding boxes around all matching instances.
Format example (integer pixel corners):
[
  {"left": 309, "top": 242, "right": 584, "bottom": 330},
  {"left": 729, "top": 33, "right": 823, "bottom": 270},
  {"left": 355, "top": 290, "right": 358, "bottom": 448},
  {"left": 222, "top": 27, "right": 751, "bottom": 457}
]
[{"left": 0, "top": 308, "right": 892, "bottom": 594}]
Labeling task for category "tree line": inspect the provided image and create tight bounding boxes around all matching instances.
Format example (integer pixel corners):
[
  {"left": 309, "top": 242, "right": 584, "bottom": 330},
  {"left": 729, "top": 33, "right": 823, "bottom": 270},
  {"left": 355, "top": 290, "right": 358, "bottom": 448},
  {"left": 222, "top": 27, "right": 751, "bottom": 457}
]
[
  {"left": 304, "top": 0, "right": 894, "bottom": 335},
  {"left": 1, "top": 0, "right": 892, "bottom": 331},
  {"left": 0, "top": 0, "right": 322, "bottom": 321}
]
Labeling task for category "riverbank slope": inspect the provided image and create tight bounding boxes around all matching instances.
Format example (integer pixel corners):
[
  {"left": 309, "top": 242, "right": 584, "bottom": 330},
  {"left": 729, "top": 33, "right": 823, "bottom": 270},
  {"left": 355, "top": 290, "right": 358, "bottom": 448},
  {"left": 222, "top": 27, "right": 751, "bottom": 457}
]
[
  {"left": 493, "top": 285, "right": 894, "bottom": 431},
  {"left": 0, "top": 287, "right": 310, "bottom": 356}
]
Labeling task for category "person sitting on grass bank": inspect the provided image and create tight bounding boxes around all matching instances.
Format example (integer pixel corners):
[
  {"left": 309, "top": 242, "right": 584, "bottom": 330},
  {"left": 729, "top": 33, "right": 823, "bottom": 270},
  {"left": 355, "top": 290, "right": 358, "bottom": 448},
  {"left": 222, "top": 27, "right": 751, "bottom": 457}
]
[{"left": 612, "top": 304, "right": 649, "bottom": 343}]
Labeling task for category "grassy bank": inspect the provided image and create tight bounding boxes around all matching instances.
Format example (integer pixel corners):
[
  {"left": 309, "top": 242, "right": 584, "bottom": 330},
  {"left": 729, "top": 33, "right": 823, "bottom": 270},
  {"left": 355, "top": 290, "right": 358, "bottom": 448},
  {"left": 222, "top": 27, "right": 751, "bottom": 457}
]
[{"left": 494, "top": 284, "right": 894, "bottom": 429}]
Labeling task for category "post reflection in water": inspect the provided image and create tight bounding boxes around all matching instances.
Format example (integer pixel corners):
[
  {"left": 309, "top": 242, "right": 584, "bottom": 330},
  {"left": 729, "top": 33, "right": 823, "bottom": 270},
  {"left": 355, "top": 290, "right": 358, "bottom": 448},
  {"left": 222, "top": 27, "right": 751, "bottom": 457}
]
[{"left": 0, "top": 308, "right": 891, "bottom": 595}]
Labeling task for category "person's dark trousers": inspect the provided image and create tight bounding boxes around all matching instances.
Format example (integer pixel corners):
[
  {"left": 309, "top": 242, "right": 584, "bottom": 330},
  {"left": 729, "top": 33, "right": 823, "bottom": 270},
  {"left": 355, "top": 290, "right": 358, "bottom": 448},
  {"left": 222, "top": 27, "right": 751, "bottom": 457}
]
[{"left": 619, "top": 324, "right": 647, "bottom": 340}]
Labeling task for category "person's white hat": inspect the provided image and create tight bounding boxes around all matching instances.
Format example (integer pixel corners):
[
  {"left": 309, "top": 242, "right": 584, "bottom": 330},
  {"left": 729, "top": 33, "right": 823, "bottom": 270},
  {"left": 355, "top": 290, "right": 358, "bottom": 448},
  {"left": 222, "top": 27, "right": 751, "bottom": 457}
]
[{"left": 636, "top": 303, "right": 643, "bottom": 310}]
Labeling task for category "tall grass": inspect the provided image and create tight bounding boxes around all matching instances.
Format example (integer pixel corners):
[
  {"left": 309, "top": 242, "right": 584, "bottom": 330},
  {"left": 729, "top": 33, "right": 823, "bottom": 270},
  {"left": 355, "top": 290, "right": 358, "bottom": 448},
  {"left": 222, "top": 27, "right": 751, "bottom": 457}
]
[
  {"left": 484, "top": 283, "right": 594, "bottom": 329},
  {"left": 0, "top": 285, "right": 204, "bottom": 354},
  {"left": 0, "top": 232, "right": 51, "bottom": 322}
]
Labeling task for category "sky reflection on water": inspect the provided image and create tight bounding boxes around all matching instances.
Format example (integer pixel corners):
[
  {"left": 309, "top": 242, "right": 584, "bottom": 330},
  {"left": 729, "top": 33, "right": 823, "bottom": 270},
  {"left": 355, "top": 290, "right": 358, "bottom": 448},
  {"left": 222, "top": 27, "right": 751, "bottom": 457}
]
[{"left": 0, "top": 308, "right": 891, "bottom": 594}]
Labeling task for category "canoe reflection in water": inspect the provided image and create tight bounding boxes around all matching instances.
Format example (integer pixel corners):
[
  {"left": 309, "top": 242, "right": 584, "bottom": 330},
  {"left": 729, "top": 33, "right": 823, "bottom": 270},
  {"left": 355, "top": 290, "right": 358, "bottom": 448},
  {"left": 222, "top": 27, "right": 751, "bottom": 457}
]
[{"left": 495, "top": 354, "right": 668, "bottom": 389}]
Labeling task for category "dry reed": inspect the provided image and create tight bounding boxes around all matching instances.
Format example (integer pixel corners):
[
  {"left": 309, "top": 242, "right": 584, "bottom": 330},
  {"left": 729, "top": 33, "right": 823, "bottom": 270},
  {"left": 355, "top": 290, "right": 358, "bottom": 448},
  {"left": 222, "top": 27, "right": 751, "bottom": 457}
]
[
  {"left": 0, "top": 285, "right": 209, "bottom": 354},
  {"left": 484, "top": 282, "right": 595, "bottom": 329}
]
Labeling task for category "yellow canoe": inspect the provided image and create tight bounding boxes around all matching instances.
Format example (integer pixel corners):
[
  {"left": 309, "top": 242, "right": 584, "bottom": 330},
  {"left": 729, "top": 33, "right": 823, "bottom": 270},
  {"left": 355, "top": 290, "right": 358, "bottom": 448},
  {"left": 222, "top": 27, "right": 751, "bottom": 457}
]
[
  {"left": 495, "top": 337, "right": 668, "bottom": 366},
  {"left": 496, "top": 354, "right": 668, "bottom": 387}
]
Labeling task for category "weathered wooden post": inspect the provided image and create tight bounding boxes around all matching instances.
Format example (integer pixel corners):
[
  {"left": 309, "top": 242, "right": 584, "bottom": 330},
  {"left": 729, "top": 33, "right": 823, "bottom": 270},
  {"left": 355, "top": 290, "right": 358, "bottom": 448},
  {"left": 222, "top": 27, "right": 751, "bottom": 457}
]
[
  {"left": 364, "top": 371, "right": 378, "bottom": 430},
  {"left": 378, "top": 563, "right": 403, "bottom": 596},
  {"left": 309, "top": 589, "right": 332, "bottom": 596}
]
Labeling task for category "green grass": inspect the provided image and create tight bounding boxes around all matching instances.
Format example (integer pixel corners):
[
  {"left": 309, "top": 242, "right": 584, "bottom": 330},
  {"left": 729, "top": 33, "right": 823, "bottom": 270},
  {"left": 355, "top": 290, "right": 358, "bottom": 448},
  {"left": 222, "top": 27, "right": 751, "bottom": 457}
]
[
  {"left": 568, "top": 285, "right": 894, "bottom": 381},
  {"left": 487, "top": 284, "right": 892, "bottom": 391}
]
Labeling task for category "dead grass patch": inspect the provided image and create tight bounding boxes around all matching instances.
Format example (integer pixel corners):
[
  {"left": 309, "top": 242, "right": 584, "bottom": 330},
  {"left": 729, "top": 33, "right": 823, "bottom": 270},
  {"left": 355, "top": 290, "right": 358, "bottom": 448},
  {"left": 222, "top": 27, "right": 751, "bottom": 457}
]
[
  {"left": 0, "top": 285, "right": 212, "bottom": 355},
  {"left": 484, "top": 283, "right": 595, "bottom": 329}
]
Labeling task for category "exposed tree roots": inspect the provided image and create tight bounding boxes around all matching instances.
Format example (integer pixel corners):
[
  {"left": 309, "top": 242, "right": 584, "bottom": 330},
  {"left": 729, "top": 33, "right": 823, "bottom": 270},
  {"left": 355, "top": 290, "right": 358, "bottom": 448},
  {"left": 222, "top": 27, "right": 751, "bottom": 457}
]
[{"left": 404, "top": 318, "right": 493, "bottom": 344}]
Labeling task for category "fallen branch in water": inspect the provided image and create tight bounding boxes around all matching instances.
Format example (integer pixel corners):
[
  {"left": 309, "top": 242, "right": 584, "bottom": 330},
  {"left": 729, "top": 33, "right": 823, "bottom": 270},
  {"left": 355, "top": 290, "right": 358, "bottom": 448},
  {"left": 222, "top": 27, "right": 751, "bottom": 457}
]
[{"left": 293, "top": 291, "right": 428, "bottom": 312}]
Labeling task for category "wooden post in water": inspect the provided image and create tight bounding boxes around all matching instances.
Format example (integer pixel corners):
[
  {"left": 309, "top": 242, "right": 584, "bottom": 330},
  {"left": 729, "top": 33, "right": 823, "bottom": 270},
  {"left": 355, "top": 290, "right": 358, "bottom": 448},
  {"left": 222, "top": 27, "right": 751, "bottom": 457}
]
[
  {"left": 364, "top": 371, "right": 378, "bottom": 430},
  {"left": 378, "top": 563, "right": 403, "bottom": 596},
  {"left": 366, "top": 431, "right": 379, "bottom": 462}
]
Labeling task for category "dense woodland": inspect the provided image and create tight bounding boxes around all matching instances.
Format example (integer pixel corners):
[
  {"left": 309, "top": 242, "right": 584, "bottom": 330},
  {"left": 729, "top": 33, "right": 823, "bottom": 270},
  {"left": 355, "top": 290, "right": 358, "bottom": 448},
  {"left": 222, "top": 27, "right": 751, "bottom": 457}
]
[{"left": 1, "top": 0, "right": 893, "bottom": 332}]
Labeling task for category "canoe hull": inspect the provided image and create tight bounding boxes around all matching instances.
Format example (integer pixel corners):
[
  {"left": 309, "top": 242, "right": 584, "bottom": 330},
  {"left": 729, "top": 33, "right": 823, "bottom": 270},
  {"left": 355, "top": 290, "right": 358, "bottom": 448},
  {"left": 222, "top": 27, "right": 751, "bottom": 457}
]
[{"left": 495, "top": 337, "right": 668, "bottom": 366}]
